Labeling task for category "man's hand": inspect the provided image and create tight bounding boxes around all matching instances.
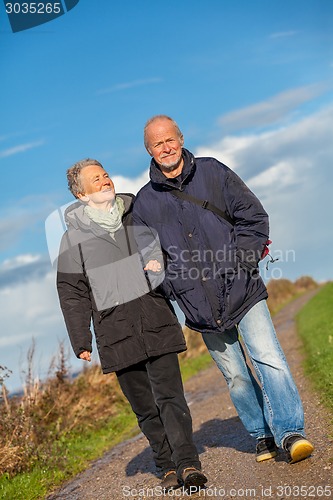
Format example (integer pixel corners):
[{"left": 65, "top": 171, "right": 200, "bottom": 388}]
[
  {"left": 144, "top": 259, "right": 162, "bottom": 273},
  {"left": 79, "top": 351, "right": 91, "bottom": 362}
]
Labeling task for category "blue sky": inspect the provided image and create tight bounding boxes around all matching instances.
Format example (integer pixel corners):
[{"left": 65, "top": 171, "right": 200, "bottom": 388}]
[{"left": 0, "top": 0, "right": 332, "bottom": 392}]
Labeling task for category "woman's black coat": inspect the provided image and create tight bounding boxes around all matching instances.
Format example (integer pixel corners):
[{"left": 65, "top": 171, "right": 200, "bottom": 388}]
[{"left": 56, "top": 194, "right": 186, "bottom": 373}]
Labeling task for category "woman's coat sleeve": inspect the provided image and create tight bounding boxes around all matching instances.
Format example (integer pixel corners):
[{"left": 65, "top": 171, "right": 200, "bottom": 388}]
[{"left": 56, "top": 233, "right": 93, "bottom": 357}]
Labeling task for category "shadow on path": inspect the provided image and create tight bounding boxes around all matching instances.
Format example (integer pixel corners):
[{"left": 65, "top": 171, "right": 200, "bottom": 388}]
[{"left": 125, "top": 416, "right": 253, "bottom": 477}]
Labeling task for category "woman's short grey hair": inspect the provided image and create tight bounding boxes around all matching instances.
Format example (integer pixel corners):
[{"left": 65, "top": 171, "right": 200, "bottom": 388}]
[
  {"left": 143, "top": 115, "right": 183, "bottom": 150},
  {"left": 67, "top": 158, "right": 103, "bottom": 198}
]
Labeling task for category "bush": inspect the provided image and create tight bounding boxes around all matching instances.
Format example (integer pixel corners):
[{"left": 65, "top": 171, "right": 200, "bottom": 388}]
[
  {"left": 0, "top": 344, "right": 126, "bottom": 477},
  {"left": 267, "top": 277, "right": 318, "bottom": 314}
]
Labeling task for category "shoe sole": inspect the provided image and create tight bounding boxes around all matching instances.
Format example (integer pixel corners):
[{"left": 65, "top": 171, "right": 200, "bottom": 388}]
[
  {"left": 184, "top": 472, "right": 208, "bottom": 489},
  {"left": 289, "top": 439, "right": 314, "bottom": 463},
  {"left": 256, "top": 450, "right": 278, "bottom": 462}
]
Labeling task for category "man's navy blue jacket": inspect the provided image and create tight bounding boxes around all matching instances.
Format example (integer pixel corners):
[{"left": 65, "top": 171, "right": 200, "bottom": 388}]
[{"left": 133, "top": 148, "right": 269, "bottom": 333}]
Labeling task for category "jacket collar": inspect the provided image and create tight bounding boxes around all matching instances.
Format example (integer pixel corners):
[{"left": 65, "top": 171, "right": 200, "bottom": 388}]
[
  {"left": 64, "top": 193, "right": 134, "bottom": 232},
  {"left": 149, "top": 148, "right": 196, "bottom": 190}
]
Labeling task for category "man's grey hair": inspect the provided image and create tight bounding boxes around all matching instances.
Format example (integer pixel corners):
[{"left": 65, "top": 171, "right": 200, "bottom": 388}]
[
  {"left": 67, "top": 158, "right": 103, "bottom": 198},
  {"left": 143, "top": 115, "right": 183, "bottom": 150}
]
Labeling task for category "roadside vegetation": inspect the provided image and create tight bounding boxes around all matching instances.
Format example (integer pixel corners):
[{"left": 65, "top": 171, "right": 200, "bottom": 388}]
[
  {"left": 296, "top": 281, "right": 333, "bottom": 417},
  {"left": 266, "top": 275, "right": 318, "bottom": 315},
  {"left": 0, "top": 276, "right": 320, "bottom": 499},
  {"left": 0, "top": 332, "right": 212, "bottom": 500}
]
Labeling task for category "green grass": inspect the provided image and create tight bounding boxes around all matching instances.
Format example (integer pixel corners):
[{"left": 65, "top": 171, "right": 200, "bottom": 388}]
[
  {"left": 0, "top": 352, "right": 213, "bottom": 500},
  {"left": 0, "top": 404, "right": 138, "bottom": 500},
  {"left": 180, "top": 352, "right": 213, "bottom": 382},
  {"left": 296, "top": 282, "right": 333, "bottom": 416}
]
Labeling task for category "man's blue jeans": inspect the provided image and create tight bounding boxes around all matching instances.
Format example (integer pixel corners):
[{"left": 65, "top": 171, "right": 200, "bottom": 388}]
[{"left": 202, "top": 300, "right": 305, "bottom": 448}]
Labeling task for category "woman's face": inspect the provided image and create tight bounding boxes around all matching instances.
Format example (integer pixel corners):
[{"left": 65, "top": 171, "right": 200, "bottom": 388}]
[{"left": 78, "top": 165, "right": 115, "bottom": 206}]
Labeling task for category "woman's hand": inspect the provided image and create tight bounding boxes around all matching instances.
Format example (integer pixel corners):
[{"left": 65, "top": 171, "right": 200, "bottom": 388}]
[
  {"left": 79, "top": 350, "right": 91, "bottom": 362},
  {"left": 144, "top": 259, "right": 162, "bottom": 273}
]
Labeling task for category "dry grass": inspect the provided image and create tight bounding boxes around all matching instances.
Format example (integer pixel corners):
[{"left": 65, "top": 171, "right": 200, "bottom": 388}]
[
  {"left": 267, "top": 275, "right": 318, "bottom": 314},
  {"left": 0, "top": 343, "right": 126, "bottom": 477},
  {"left": 0, "top": 332, "right": 207, "bottom": 478}
]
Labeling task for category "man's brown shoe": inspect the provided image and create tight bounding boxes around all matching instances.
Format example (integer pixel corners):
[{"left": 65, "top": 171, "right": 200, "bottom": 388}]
[
  {"left": 160, "top": 470, "right": 179, "bottom": 491},
  {"left": 256, "top": 437, "right": 278, "bottom": 462},
  {"left": 181, "top": 467, "right": 207, "bottom": 490},
  {"left": 284, "top": 435, "right": 314, "bottom": 463}
]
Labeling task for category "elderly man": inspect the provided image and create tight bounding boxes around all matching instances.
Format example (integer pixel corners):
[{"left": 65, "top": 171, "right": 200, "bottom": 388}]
[
  {"left": 133, "top": 115, "right": 314, "bottom": 464},
  {"left": 56, "top": 158, "right": 207, "bottom": 491}
]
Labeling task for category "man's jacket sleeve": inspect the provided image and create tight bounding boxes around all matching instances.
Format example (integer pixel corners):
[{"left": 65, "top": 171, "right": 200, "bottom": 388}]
[
  {"left": 224, "top": 169, "right": 269, "bottom": 270},
  {"left": 56, "top": 233, "right": 93, "bottom": 357}
]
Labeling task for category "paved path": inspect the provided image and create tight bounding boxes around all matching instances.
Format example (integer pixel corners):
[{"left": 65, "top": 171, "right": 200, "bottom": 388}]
[{"left": 47, "top": 290, "right": 333, "bottom": 499}]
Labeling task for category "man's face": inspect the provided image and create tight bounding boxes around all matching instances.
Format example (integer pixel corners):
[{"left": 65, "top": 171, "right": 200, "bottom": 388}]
[
  {"left": 78, "top": 165, "right": 115, "bottom": 205},
  {"left": 145, "top": 119, "right": 184, "bottom": 173}
]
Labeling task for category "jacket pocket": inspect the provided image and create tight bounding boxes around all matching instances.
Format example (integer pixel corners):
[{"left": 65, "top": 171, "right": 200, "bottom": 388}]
[
  {"left": 98, "top": 307, "right": 116, "bottom": 323},
  {"left": 171, "top": 280, "right": 201, "bottom": 323},
  {"left": 95, "top": 307, "right": 133, "bottom": 345},
  {"left": 224, "top": 266, "right": 249, "bottom": 316}
]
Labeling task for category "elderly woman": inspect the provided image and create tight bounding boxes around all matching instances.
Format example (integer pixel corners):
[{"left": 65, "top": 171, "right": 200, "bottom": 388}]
[{"left": 56, "top": 158, "right": 207, "bottom": 491}]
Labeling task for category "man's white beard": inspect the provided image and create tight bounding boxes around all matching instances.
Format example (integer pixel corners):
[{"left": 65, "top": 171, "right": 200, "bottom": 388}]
[{"left": 160, "top": 156, "right": 182, "bottom": 170}]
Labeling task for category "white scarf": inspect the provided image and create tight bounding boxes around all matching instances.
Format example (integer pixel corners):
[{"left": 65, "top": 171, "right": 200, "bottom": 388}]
[{"left": 84, "top": 196, "right": 125, "bottom": 236}]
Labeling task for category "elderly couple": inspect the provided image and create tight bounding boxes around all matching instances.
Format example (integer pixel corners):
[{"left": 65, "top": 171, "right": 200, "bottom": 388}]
[{"left": 57, "top": 115, "right": 314, "bottom": 492}]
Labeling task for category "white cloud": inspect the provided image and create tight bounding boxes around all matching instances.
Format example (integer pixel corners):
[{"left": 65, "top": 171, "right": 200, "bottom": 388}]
[
  {"left": 0, "top": 140, "right": 44, "bottom": 159},
  {"left": 269, "top": 31, "right": 299, "bottom": 39},
  {"left": 249, "top": 161, "right": 298, "bottom": 190},
  {"left": 0, "top": 263, "right": 84, "bottom": 392},
  {"left": 112, "top": 169, "right": 149, "bottom": 194},
  {"left": 97, "top": 77, "right": 162, "bottom": 95},
  {"left": 0, "top": 195, "right": 62, "bottom": 252},
  {"left": 0, "top": 254, "right": 51, "bottom": 288},
  {"left": 1, "top": 254, "right": 41, "bottom": 271},
  {"left": 0, "top": 268, "right": 58, "bottom": 373},
  {"left": 217, "top": 83, "right": 330, "bottom": 132},
  {"left": 0, "top": 212, "right": 36, "bottom": 252},
  {"left": 198, "top": 103, "right": 333, "bottom": 180},
  {"left": 196, "top": 133, "right": 269, "bottom": 173},
  {"left": 0, "top": 268, "right": 61, "bottom": 345}
]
